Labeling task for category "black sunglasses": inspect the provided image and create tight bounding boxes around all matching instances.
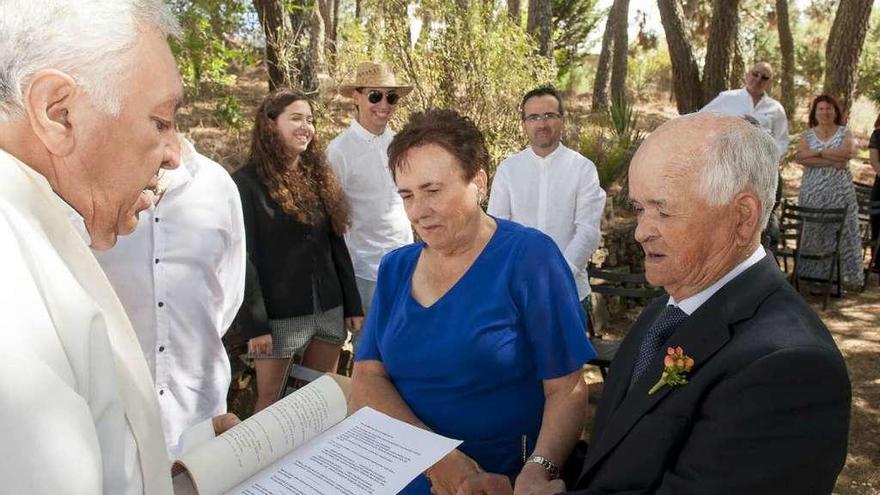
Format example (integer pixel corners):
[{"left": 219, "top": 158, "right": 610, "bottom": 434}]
[
  {"left": 750, "top": 70, "right": 771, "bottom": 81},
  {"left": 364, "top": 89, "right": 400, "bottom": 105}
]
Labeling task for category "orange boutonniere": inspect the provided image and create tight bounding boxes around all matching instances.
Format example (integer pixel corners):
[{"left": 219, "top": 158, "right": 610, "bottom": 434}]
[{"left": 648, "top": 346, "right": 695, "bottom": 395}]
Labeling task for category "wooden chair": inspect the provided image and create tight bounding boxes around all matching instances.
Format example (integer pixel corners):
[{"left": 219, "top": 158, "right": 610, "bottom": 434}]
[
  {"left": 785, "top": 204, "right": 848, "bottom": 310},
  {"left": 584, "top": 266, "right": 663, "bottom": 378}
]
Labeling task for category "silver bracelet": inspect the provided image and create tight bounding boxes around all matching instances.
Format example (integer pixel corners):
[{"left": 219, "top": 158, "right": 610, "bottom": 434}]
[{"left": 525, "top": 455, "right": 560, "bottom": 480}]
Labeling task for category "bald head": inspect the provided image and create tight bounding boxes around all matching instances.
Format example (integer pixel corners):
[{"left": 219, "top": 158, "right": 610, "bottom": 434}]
[
  {"left": 628, "top": 113, "right": 778, "bottom": 299},
  {"left": 633, "top": 113, "right": 778, "bottom": 228}
]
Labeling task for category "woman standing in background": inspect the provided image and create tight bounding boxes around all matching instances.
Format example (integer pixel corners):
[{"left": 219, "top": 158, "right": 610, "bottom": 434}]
[{"left": 234, "top": 90, "right": 363, "bottom": 412}]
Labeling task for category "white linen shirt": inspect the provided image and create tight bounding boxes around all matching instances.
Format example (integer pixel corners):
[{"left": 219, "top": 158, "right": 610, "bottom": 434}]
[
  {"left": 0, "top": 150, "right": 172, "bottom": 494},
  {"left": 327, "top": 119, "right": 413, "bottom": 282},
  {"left": 488, "top": 144, "right": 607, "bottom": 299},
  {"left": 94, "top": 139, "right": 245, "bottom": 458},
  {"left": 701, "top": 88, "right": 790, "bottom": 160}
]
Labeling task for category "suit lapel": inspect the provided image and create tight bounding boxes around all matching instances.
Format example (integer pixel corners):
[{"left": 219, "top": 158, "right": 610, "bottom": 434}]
[{"left": 578, "top": 254, "right": 784, "bottom": 483}]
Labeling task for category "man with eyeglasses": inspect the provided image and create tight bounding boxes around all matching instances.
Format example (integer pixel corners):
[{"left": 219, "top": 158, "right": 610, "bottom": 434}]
[
  {"left": 327, "top": 62, "right": 414, "bottom": 349},
  {"left": 489, "top": 85, "right": 606, "bottom": 305},
  {"left": 701, "top": 62, "right": 789, "bottom": 160}
]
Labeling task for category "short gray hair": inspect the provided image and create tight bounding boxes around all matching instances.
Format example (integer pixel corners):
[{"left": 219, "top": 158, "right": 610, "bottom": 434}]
[
  {"left": 0, "top": 0, "right": 181, "bottom": 122},
  {"left": 699, "top": 116, "right": 779, "bottom": 230}
]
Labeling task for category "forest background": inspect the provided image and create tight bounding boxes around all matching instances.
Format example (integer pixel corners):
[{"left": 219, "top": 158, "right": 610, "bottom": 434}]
[{"left": 167, "top": 1, "right": 880, "bottom": 493}]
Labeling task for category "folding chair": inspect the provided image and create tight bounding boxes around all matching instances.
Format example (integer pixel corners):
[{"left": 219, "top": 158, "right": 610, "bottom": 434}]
[
  {"left": 860, "top": 200, "right": 880, "bottom": 286},
  {"left": 774, "top": 199, "right": 800, "bottom": 274},
  {"left": 277, "top": 358, "right": 325, "bottom": 401},
  {"left": 584, "top": 266, "right": 663, "bottom": 379},
  {"left": 787, "top": 204, "right": 848, "bottom": 310}
]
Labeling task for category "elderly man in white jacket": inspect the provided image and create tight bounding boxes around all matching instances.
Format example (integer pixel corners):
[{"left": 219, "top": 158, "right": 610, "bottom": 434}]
[{"left": 0, "top": 1, "right": 236, "bottom": 493}]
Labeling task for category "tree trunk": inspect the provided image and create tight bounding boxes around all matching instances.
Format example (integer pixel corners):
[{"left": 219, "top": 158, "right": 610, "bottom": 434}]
[
  {"left": 527, "top": 0, "right": 553, "bottom": 58},
  {"left": 355, "top": 0, "right": 361, "bottom": 19},
  {"left": 591, "top": 6, "right": 616, "bottom": 111},
  {"left": 657, "top": 0, "right": 703, "bottom": 113},
  {"left": 776, "top": 0, "right": 796, "bottom": 122},
  {"left": 702, "top": 0, "right": 740, "bottom": 102},
  {"left": 609, "top": 0, "right": 631, "bottom": 105},
  {"left": 316, "top": 0, "right": 334, "bottom": 62},
  {"left": 508, "top": 0, "right": 521, "bottom": 25},
  {"left": 300, "top": 1, "right": 325, "bottom": 92},
  {"left": 254, "top": 0, "right": 291, "bottom": 91},
  {"left": 823, "top": 0, "right": 873, "bottom": 114},
  {"left": 729, "top": 31, "right": 745, "bottom": 89}
]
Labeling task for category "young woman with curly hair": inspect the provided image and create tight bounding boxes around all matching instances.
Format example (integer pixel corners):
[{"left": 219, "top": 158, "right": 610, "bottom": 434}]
[{"left": 234, "top": 89, "right": 362, "bottom": 411}]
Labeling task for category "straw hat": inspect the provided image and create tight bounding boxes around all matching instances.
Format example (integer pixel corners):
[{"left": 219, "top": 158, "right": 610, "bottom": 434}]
[{"left": 338, "top": 62, "right": 413, "bottom": 98}]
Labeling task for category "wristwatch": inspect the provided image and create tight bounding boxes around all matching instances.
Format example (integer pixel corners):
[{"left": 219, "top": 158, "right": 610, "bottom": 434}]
[{"left": 525, "top": 455, "right": 560, "bottom": 480}]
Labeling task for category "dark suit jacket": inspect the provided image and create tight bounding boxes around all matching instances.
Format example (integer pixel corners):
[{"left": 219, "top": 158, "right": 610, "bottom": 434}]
[
  {"left": 567, "top": 253, "right": 851, "bottom": 494},
  {"left": 233, "top": 165, "right": 362, "bottom": 340}
]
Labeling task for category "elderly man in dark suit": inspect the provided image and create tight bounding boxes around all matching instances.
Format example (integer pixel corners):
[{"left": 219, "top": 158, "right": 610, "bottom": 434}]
[{"left": 459, "top": 113, "right": 851, "bottom": 495}]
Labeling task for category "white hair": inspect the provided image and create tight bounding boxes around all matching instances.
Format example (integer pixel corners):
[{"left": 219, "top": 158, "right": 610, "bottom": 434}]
[
  {"left": 698, "top": 116, "right": 779, "bottom": 230},
  {"left": 0, "top": 0, "right": 181, "bottom": 122}
]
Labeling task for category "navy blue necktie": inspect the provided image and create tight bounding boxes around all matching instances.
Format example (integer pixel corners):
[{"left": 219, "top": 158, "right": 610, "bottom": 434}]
[{"left": 629, "top": 305, "right": 688, "bottom": 389}]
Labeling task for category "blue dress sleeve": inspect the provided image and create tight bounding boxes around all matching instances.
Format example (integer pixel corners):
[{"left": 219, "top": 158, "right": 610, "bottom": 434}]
[{"left": 512, "top": 232, "right": 596, "bottom": 379}]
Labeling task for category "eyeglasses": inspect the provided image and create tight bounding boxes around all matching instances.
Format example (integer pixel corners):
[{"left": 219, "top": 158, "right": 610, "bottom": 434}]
[
  {"left": 750, "top": 71, "right": 771, "bottom": 81},
  {"left": 362, "top": 89, "right": 400, "bottom": 105},
  {"left": 523, "top": 112, "right": 562, "bottom": 123}
]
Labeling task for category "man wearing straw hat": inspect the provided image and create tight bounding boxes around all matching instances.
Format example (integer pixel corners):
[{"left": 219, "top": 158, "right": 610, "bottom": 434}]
[{"left": 327, "top": 62, "right": 414, "bottom": 347}]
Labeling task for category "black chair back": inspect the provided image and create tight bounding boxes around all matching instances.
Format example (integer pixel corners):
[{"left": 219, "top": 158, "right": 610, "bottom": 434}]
[{"left": 783, "top": 203, "right": 847, "bottom": 309}]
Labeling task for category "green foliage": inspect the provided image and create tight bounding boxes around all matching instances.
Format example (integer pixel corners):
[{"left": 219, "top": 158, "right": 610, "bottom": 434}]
[
  {"left": 626, "top": 45, "right": 672, "bottom": 102},
  {"left": 575, "top": 99, "right": 644, "bottom": 191},
  {"left": 553, "top": 0, "right": 602, "bottom": 82},
  {"left": 217, "top": 95, "right": 244, "bottom": 129},
  {"left": 169, "top": 0, "right": 258, "bottom": 97},
  {"left": 857, "top": 10, "right": 880, "bottom": 107},
  {"left": 334, "top": 0, "right": 554, "bottom": 173}
]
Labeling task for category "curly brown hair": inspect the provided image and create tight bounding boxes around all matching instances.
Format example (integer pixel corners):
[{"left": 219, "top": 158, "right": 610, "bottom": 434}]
[{"left": 249, "top": 89, "right": 350, "bottom": 235}]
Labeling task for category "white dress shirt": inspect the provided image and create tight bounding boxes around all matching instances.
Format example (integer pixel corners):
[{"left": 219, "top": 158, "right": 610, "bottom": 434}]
[
  {"left": 701, "top": 88, "right": 790, "bottom": 160},
  {"left": 488, "top": 144, "right": 607, "bottom": 299},
  {"left": 669, "top": 245, "right": 766, "bottom": 315},
  {"left": 0, "top": 149, "right": 172, "bottom": 494},
  {"left": 327, "top": 119, "right": 413, "bottom": 282},
  {"left": 94, "top": 139, "right": 245, "bottom": 458}
]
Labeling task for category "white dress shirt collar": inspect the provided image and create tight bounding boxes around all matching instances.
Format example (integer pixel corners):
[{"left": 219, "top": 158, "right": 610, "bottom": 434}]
[
  {"left": 527, "top": 142, "right": 566, "bottom": 162},
  {"left": 350, "top": 117, "right": 393, "bottom": 143},
  {"left": 669, "top": 245, "right": 766, "bottom": 315}
]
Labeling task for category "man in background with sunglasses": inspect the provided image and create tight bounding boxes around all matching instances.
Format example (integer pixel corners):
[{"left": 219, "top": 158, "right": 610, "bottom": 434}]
[
  {"left": 701, "top": 62, "right": 789, "bottom": 161},
  {"left": 327, "top": 62, "right": 414, "bottom": 350},
  {"left": 488, "top": 85, "right": 606, "bottom": 308},
  {"left": 701, "top": 62, "right": 789, "bottom": 249}
]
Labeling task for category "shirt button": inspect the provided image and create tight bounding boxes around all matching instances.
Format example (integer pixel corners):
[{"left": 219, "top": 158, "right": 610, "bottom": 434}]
[
  {"left": 159, "top": 346, "right": 165, "bottom": 352},
  {"left": 155, "top": 217, "right": 160, "bottom": 223},
  {"left": 158, "top": 301, "right": 165, "bottom": 308},
  {"left": 159, "top": 389, "right": 165, "bottom": 395},
  {"left": 154, "top": 258, "right": 160, "bottom": 264}
]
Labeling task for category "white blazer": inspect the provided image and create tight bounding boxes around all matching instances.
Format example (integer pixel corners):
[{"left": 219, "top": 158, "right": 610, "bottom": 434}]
[{"left": 0, "top": 149, "right": 172, "bottom": 494}]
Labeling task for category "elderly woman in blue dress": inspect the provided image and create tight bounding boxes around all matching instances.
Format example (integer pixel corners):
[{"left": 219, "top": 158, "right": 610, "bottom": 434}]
[
  {"left": 794, "top": 94, "right": 862, "bottom": 287},
  {"left": 350, "top": 109, "right": 595, "bottom": 495}
]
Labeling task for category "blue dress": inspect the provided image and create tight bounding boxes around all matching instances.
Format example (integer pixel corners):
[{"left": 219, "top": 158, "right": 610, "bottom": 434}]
[{"left": 355, "top": 218, "right": 596, "bottom": 493}]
